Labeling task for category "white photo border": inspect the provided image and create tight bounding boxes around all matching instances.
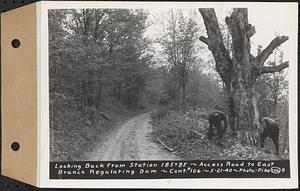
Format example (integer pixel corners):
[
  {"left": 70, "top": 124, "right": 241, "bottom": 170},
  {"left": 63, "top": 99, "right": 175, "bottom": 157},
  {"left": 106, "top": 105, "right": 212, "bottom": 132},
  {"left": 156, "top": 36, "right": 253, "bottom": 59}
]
[{"left": 38, "top": 1, "right": 298, "bottom": 188}]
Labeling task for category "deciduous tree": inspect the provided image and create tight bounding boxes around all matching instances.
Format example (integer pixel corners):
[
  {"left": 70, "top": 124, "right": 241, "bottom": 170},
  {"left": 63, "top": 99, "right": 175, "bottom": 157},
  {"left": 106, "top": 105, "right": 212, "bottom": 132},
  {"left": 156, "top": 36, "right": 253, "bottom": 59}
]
[{"left": 199, "top": 8, "right": 289, "bottom": 145}]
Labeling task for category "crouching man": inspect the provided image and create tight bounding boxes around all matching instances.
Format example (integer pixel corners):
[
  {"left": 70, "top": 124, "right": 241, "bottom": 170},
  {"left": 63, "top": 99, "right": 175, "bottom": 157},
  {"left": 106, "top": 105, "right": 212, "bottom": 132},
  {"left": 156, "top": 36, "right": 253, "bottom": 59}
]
[{"left": 259, "top": 117, "right": 280, "bottom": 155}]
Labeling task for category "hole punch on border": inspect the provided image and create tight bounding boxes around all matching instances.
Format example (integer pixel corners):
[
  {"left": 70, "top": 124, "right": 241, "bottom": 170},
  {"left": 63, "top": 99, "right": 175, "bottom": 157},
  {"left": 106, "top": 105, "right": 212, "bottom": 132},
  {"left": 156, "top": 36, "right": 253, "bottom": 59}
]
[
  {"left": 11, "top": 142, "right": 20, "bottom": 151},
  {"left": 11, "top": 39, "right": 21, "bottom": 48}
]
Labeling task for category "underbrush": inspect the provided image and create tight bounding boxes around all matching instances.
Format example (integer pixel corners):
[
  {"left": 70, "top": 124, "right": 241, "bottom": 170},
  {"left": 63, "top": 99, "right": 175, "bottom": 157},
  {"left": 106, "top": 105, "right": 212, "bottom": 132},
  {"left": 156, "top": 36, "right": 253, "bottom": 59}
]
[
  {"left": 50, "top": 93, "right": 142, "bottom": 161},
  {"left": 151, "top": 109, "right": 282, "bottom": 160}
]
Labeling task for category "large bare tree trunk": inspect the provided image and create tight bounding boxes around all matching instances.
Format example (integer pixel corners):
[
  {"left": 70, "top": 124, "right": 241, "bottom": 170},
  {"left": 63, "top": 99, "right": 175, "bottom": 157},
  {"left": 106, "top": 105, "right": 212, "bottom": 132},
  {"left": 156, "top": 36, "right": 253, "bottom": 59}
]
[{"left": 199, "top": 8, "right": 289, "bottom": 145}]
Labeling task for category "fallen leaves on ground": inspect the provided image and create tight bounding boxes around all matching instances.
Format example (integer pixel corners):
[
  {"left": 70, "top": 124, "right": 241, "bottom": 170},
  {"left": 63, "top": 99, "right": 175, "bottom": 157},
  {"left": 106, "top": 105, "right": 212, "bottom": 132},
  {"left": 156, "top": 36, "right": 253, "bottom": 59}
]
[{"left": 151, "top": 109, "right": 281, "bottom": 160}]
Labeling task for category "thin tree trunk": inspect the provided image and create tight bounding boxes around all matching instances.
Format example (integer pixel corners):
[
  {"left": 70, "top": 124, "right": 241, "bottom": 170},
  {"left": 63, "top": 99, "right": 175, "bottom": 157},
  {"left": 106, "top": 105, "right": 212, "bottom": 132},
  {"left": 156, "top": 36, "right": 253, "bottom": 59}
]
[
  {"left": 282, "top": 122, "right": 289, "bottom": 154},
  {"left": 175, "top": 76, "right": 181, "bottom": 111},
  {"left": 182, "top": 81, "right": 186, "bottom": 113},
  {"left": 118, "top": 82, "right": 121, "bottom": 101}
]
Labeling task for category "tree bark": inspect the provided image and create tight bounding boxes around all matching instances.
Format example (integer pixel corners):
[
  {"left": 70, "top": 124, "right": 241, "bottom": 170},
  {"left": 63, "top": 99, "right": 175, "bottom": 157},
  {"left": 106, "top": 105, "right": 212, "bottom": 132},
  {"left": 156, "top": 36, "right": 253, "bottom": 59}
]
[
  {"left": 182, "top": 80, "right": 186, "bottom": 113},
  {"left": 199, "top": 8, "right": 289, "bottom": 145},
  {"left": 175, "top": 75, "right": 181, "bottom": 111}
]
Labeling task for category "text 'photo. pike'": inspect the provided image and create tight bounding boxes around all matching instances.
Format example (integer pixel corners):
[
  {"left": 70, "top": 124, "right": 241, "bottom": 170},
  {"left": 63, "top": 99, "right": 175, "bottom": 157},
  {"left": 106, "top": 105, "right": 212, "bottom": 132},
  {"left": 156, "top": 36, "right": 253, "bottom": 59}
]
[{"left": 49, "top": 6, "right": 292, "bottom": 163}]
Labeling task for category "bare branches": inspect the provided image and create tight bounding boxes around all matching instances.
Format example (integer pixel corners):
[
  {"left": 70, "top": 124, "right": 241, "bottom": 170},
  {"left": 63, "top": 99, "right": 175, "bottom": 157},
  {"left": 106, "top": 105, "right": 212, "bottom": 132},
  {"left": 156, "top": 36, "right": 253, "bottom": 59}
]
[
  {"left": 256, "top": 36, "right": 289, "bottom": 66},
  {"left": 198, "top": 8, "right": 232, "bottom": 85},
  {"left": 199, "top": 36, "right": 210, "bottom": 46},
  {"left": 199, "top": 8, "right": 290, "bottom": 86},
  {"left": 198, "top": 9, "right": 227, "bottom": 50},
  {"left": 259, "top": 61, "right": 289, "bottom": 75},
  {"left": 255, "top": 36, "right": 289, "bottom": 77}
]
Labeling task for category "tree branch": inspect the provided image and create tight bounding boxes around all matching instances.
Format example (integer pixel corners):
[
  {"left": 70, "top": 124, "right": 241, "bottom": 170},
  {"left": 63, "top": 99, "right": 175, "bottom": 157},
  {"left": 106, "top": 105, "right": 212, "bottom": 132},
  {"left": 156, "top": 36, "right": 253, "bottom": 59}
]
[
  {"left": 199, "top": 8, "right": 232, "bottom": 86},
  {"left": 256, "top": 36, "right": 289, "bottom": 66},
  {"left": 199, "top": 36, "right": 210, "bottom": 46},
  {"left": 259, "top": 61, "right": 289, "bottom": 75},
  {"left": 245, "top": 24, "right": 256, "bottom": 39}
]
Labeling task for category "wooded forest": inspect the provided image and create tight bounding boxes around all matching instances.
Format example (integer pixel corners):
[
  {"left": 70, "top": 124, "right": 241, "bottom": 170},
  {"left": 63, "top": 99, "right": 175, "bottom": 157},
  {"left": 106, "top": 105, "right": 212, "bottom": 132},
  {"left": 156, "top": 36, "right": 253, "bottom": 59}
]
[{"left": 49, "top": 8, "right": 290, "bottom": 161}]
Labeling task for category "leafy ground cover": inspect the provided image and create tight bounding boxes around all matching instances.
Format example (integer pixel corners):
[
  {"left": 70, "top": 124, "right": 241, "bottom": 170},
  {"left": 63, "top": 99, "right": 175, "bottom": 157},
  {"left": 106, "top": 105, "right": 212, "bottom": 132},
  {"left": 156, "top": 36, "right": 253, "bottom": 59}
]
[
  {"left": 151, "top": 109, "right": 287, "bottom": 160},
  {"left": 50, "top": 93, "right": 143, "bottom": 161}
]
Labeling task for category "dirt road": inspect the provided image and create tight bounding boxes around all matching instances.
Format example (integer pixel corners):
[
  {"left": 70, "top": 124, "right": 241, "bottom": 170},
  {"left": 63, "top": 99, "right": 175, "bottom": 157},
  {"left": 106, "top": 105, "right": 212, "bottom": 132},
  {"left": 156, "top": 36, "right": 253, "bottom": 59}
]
[{"left": 85, "top": 113, "right": 179, "bottom": 161}]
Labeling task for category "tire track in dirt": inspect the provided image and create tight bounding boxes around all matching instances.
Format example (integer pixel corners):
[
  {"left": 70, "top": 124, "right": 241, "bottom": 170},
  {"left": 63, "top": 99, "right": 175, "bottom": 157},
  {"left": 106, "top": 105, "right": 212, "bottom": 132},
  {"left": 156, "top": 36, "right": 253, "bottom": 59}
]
[{"left": 85, "top": 113, "right": 179, "bottom": 161}]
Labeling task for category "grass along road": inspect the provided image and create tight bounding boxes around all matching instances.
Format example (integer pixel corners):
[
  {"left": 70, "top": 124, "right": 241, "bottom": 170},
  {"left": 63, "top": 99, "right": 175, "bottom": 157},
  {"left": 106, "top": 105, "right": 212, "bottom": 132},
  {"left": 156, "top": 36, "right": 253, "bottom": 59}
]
[{"left": 84, "top": 112, "right": 179, "bottom": 161}]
